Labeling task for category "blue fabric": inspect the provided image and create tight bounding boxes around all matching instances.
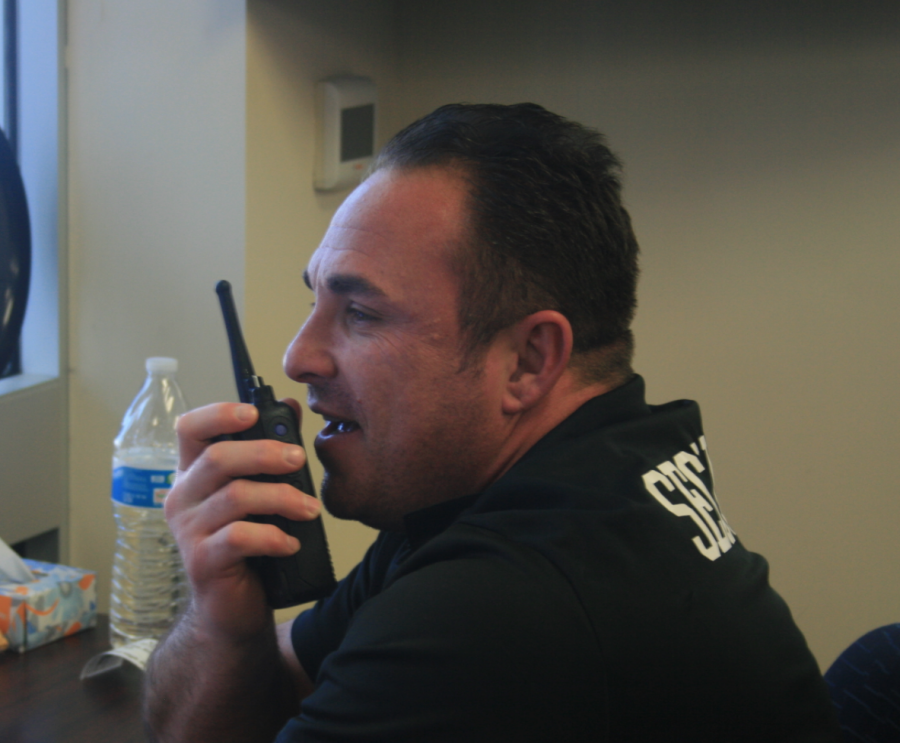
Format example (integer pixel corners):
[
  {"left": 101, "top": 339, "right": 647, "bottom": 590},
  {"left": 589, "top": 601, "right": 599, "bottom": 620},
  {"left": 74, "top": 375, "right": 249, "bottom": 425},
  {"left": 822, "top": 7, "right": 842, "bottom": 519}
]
[{"left": 825, "top": 624, "right": 900, "bottom": 742}]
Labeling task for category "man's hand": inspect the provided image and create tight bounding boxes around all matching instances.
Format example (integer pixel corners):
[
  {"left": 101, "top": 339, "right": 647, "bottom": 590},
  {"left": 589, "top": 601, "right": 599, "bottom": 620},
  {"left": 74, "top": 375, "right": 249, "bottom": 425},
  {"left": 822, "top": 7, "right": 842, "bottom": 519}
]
[
  {"left": 145, "top": 399, "right": 319, "bottom": 743},
  {"left": 165, "top": 400, "right": 321, "bottom": 636}
]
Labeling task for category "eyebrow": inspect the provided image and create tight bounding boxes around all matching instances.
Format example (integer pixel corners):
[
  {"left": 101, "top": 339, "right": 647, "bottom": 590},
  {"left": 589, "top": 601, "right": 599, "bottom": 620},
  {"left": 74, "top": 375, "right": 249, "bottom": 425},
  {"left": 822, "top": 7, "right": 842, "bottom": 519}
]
[{"left": 303, "top": 269, "right": 386, "bottom": 298}]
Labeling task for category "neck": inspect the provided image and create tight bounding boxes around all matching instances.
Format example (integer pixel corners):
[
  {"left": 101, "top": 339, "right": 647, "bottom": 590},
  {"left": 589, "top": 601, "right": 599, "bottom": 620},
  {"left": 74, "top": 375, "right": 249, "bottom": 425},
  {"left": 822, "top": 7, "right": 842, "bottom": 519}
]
[{"left": 484, "top": 375, "right": 618, "bottom": 489}]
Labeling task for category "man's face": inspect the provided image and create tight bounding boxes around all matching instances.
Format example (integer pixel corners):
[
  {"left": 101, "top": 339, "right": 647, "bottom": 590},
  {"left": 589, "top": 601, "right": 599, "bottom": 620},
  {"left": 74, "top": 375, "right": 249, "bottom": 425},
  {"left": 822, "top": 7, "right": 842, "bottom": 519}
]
[{"left": 283, "top": 167, "right": 510, "bottom": 530}]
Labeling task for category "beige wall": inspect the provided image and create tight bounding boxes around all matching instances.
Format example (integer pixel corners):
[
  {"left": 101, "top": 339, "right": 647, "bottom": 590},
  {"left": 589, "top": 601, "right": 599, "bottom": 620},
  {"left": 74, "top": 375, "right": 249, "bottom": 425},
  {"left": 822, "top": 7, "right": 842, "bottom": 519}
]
[{"left": 67, "top": 1, "right": 247, "bottom": 611}]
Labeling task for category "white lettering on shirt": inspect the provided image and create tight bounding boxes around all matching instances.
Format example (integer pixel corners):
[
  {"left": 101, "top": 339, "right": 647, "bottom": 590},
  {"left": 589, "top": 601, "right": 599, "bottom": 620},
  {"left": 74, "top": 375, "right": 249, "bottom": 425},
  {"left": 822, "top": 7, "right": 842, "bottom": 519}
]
[{"left": 641, "top": 436, "right": 736, "bottom": 561}]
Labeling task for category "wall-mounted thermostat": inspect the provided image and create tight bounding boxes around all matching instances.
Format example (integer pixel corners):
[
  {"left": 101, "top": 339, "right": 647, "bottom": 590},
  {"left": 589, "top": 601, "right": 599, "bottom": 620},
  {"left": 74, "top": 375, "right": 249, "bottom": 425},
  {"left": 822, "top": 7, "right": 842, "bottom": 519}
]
[{"left": 315, "top": 75, "right": 377, "bottom": 192}]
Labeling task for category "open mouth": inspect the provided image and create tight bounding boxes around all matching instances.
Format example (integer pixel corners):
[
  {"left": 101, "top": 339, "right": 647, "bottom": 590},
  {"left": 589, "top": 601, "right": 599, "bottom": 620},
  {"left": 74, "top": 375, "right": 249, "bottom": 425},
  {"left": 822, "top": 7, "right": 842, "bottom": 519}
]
[{"left": 321, "top": 418, "right": 361, "bottom": 436}]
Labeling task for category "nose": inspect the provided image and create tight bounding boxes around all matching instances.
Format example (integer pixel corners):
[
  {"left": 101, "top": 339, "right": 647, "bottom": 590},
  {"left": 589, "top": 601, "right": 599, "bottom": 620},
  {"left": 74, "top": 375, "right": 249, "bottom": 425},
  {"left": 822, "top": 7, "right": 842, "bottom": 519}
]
[{"left": 283, "top": 308, "right": 337, "bottom": 383}]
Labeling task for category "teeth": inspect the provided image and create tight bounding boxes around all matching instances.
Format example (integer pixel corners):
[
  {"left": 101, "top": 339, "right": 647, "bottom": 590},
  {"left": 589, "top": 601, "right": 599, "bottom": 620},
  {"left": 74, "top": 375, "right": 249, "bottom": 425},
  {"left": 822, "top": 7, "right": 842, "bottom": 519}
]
[{"left": 326, "top": 419, "right": 357, "bottom": 434}]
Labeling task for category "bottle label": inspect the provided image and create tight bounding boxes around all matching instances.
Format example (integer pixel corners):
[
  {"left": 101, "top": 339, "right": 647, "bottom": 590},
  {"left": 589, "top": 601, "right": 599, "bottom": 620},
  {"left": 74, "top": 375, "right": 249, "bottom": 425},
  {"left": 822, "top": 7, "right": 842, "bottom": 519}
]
[{"left": 111, "top": 467, "right": 176, "bottom": 508}]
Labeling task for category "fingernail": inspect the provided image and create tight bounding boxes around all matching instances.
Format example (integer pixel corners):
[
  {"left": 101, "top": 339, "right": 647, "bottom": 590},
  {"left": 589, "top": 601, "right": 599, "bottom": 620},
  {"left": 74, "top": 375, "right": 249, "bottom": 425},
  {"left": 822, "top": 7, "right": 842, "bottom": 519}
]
[
  {"left": 235, "top": 404, "right": 256, "bottom": 423},
  {"left": 307, "top": 498, "right": 321, "bottom": 518},
  {"left": 283, "top": 446, "right": 304, "bottom": 467},
  {"left": 288, "top": 536, "right": 301, "bottom": 553}
]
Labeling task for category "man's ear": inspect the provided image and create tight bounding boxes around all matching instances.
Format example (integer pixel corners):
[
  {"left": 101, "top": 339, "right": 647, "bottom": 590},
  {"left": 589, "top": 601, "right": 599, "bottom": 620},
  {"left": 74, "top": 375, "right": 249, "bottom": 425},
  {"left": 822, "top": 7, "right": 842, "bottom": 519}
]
[{"left": 502, "top": 310, "right": 574, "bottom": 415}]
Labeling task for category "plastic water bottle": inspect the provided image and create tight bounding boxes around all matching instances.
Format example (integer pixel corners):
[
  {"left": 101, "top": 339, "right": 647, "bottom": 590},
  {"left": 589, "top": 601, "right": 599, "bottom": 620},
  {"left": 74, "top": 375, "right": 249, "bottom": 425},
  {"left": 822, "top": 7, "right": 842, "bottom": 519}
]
[{"left": 109, "top": 357, "right": 189, "bottom": 648}]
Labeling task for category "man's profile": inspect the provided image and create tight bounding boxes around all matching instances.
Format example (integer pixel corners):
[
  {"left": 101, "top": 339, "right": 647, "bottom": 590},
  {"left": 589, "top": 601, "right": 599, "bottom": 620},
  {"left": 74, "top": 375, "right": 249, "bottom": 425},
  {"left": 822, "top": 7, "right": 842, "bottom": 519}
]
[{"left": 145, "top": 103, "right": 841, "bottom": 742}]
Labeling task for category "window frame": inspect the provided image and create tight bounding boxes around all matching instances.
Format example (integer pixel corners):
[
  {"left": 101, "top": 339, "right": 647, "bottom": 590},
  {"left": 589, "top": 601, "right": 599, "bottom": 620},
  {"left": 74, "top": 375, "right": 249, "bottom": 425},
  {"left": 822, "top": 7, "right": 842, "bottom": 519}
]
[{"left": 0, "top": 0, "right": 67, "bottom": 563}]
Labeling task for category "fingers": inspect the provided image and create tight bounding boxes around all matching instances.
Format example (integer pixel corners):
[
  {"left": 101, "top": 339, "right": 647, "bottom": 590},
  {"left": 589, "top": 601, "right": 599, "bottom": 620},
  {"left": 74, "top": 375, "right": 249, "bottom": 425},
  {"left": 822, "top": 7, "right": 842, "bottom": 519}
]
[
  {"left": 167, "top": 440, "right": 321, "bottom": 556},
  {"left": 173, "top": 436, "right": 308, "bottom": 510},
  {"left": 181, "top": 478, "right": 321, "bottom": 543},
  {"left": 176, "top": 402, "right": 260, "bottom": 471},
  {"left": 195, "top": 520, "right": 300, "bottom": 576},
  {"left": 161, "top": 400, "right": 319, "bottom": 639},
  {"left": 166, "top": 400, "right": 321, "bottom": 586},
  {"left": 167, "top": 478, "right": 320, "bottom": 598},
  {"left": 170, "top": 480, "right": 320, "bottom": 603}
]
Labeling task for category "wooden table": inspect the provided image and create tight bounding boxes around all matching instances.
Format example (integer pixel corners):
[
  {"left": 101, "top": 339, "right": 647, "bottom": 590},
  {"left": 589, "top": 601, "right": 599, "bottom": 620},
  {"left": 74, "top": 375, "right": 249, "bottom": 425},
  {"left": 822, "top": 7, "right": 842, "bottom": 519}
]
[{"left": 0, "top": 614, "right": 146, "bottom": 742}]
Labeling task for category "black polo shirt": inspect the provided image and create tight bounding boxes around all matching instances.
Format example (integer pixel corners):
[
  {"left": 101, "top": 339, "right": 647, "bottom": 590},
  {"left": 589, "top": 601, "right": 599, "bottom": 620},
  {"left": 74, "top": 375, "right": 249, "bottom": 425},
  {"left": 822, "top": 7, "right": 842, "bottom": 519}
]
[{"left": 279, "top": 376, "right": 840, "bottom": 742}]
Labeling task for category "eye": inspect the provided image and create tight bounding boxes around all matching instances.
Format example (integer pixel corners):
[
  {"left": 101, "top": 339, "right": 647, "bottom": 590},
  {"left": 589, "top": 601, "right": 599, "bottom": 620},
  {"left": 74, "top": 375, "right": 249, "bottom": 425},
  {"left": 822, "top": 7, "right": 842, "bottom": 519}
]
[{"left": 346, "top": 306, "right": 377, "bottom": 324}]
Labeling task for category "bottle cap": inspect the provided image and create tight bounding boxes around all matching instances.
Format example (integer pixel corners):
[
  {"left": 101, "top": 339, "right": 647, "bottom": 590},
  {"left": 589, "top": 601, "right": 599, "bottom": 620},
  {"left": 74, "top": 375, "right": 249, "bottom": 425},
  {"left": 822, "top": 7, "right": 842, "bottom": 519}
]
[{"left": 146, "top": 357, "right": 178, "bottom": 374}]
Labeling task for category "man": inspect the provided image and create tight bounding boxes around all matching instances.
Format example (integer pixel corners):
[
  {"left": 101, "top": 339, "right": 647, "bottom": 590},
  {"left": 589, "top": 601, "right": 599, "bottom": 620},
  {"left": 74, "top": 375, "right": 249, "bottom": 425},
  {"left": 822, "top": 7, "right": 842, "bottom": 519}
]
[{"left": 145, "top": 103, "right": 841, "bottom": 741}]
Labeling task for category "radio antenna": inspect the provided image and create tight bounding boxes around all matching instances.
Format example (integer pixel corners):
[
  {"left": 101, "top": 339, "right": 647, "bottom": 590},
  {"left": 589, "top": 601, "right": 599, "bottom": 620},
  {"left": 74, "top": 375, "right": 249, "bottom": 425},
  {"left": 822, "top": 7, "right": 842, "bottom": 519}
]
[{"left": 215, "top": 280, "right": 259, "bottom": 404}]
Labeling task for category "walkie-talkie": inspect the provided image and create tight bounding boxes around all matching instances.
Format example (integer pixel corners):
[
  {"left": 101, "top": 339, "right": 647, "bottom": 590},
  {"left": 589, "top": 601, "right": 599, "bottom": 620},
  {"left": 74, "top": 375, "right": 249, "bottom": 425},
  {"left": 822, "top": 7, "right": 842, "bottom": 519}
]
[{"left": 215, "top": 280, "right": 336, "bottom": 608}]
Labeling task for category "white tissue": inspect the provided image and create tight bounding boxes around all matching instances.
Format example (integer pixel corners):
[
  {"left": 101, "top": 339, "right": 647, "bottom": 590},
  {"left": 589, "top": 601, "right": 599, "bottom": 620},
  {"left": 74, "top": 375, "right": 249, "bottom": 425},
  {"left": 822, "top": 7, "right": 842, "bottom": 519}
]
[{"left": 0, "top": 535, "right": 35, "bottom": 583}]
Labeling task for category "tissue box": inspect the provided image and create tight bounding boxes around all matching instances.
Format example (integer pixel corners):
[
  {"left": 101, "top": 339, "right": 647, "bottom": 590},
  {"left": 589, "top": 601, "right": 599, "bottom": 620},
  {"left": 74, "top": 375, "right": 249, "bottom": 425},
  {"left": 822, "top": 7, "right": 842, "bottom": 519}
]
[{"left": 0, "top": 559, "right": 97, "bottom": 652}]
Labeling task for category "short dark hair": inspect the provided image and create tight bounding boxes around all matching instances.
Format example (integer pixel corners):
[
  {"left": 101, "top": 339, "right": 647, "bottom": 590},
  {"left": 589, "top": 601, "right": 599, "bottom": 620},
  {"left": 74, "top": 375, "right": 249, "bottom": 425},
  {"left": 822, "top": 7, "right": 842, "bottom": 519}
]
[{"left": 371, "top": 103, "right": 640, "bottom": 383}]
